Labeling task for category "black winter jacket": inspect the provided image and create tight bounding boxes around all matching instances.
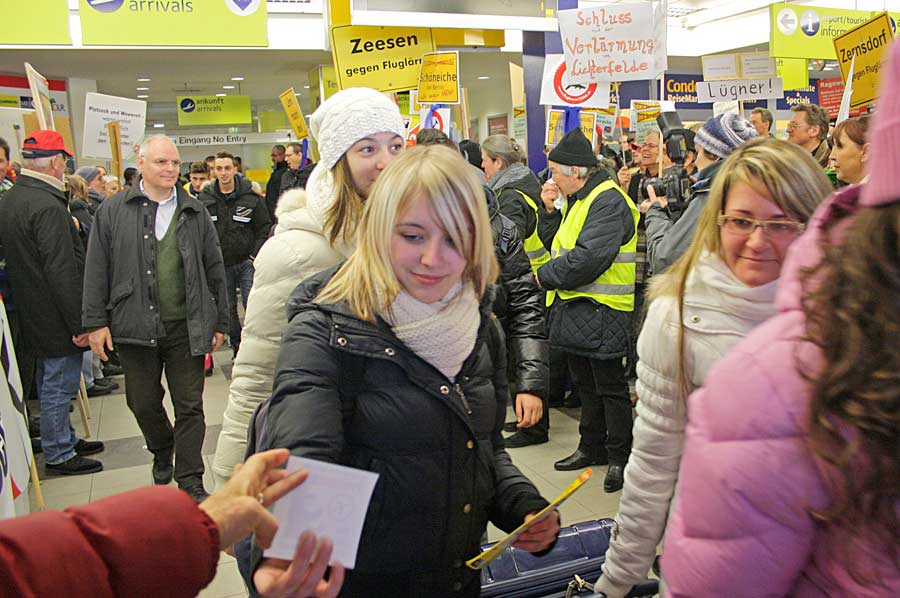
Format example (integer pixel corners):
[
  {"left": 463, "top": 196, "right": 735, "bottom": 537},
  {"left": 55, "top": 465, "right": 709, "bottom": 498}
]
[
  {"left": 0, "top": 173, "right": 87, "bottom": 358},
  {"left": 264, "top": 160, "right": 287, "bottom": 216},
  {"left": 536, "top": 170, "right": 635, "bottom": 359},
  {"left": 82, "top": 179, "right": 229, "bottom": 356},
  {"left": 255, "top": 268, "right": 550, "bottom": 597},
  {"left": 487, "top": 190, "right": 548, "bottom": 399},
  {"left": 200, "top": 174, "right": 271, "bottom": 266},
  {"left": 279, "top": 162, "right": 315, "bottom": 197},
  {"left": 496, "top": 170, "right": 543, "bottom": 243}
]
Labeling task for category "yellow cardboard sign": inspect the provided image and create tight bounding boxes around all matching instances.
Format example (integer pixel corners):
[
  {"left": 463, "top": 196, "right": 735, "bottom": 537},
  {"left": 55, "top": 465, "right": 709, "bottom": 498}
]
[
  {"left": 546, "top": 110, "right": 597, "bottom": 147},
  {"left": 107, "top": 121, "right": 122, "bottom": 180},
  {"left": 417, "top": 51, "right": 460, "bottom": 104},
  {"left": 833, "top": 12, "right": 894, "bottom": 109},
  {"left": 330, "top": 25, "right": 436, "bottom": 92},
  {"left": 176, "top": 95, "right": 252, "bottom": 126},
  {"left": 279, "top": 88, "right": 310, "bottom": 140}
]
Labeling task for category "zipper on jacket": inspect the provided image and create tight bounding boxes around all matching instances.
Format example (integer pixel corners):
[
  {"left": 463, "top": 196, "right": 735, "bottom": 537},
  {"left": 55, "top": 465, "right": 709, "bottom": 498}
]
[{"left": 454, "top": 383, "right": 472, "bottom": 415}]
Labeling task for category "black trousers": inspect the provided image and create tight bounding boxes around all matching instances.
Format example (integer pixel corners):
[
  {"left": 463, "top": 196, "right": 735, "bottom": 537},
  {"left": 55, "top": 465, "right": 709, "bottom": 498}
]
[
  {"left": 566, "top": 353, "right": 633, "bottom": 466},
  {"left": 118, "top": 320, "right": 206, "bottom": 485}
]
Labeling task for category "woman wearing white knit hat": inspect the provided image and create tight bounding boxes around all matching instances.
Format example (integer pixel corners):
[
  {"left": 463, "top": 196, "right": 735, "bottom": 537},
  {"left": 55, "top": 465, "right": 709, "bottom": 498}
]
[{"left": 212, "top": 87, "right": 406, "bottom": 488}]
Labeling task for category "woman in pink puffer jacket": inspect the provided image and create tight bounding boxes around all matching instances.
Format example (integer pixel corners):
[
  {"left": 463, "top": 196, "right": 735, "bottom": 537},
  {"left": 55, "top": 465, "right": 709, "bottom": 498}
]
[{"left": 661, "top": 44, "right": 900, "bottom": 597}]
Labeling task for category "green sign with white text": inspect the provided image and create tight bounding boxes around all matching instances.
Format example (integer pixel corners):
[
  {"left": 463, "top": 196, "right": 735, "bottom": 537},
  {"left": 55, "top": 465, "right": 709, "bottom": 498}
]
[
  {"left": 1, "top": 0, "right": 70, "bottom": 45},
  {"left": 177, "top": 95, "right": 252, "bottom": 126},
  {"left": 79, "top": 0, "right": 267, "bottom": 47},
  {"left": 770, "top": 3, "right": 898, "bottom": 59}
]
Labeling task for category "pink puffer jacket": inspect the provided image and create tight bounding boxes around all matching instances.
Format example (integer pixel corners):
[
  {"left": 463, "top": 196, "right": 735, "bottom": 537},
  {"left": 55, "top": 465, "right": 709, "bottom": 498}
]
[{"left": 661, "top": 185, "right": 900, "bottom": 597}]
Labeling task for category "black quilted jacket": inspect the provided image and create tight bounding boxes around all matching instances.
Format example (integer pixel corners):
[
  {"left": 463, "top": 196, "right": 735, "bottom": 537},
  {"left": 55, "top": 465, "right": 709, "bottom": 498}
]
[
  {"left": 487, "top": 189, "right": 549, "bottom": 399},
  {"left": 259, "top": 267, "right": 550, "bottom": 597},
  {"left": 536, "top": 170, "right": 635, "bottom": 359}
]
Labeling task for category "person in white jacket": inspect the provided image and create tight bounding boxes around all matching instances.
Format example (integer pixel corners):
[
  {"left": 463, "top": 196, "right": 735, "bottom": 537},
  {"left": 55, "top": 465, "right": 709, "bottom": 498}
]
[
  {"left": 212, "top": 88, "right": 406, "bottom": 486},
  {"left": 593, "top": 138, "right": 833, "bottom": 597}
]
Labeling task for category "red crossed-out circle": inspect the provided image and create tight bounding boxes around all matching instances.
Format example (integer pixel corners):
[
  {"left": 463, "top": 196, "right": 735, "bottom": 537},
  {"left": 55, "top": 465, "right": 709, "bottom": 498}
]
[{"left": 553, "top": 61, "right": 598, "bottom": 105}]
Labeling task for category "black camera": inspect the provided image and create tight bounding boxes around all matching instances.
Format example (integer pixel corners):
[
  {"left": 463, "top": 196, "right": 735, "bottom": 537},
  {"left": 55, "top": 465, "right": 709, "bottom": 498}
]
[{"left": 639, "top": 112, "right": 693, "bottom": 215}]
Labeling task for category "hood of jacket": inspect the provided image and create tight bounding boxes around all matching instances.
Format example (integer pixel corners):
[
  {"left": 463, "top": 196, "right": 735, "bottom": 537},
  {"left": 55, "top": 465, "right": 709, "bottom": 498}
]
[
  {"left": 272, "top": 187, "right": 322, "bottom": 237},
  {"left": 301, "top": 163, "right": 355, "bottom": 258},
  {"left": 691, "top": 158, "right": 724, "bottom": 193}
]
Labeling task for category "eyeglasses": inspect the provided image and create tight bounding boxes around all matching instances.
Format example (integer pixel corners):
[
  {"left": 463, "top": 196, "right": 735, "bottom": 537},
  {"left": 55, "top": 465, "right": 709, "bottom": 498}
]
[
  {"left": 786, "top": 121, "right": 810, "bottom": 131},
  {"left": 151, "top": 158, "right": 182, "bottom": 168},
  {"left": 642, "top": 143, "right": 659, "bottom": 150},
  {"left": 718, "top": 214, "right": 805, "bottom": 240}
]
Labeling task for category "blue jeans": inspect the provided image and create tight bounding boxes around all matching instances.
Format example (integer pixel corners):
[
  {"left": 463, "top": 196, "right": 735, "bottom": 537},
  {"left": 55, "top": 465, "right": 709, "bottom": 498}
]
[
  {"left": 225, "top": 259, "right": 254, "bottom": 350},
  {"left": 35, "top": 354, "right": 82, "bottom": 465}
]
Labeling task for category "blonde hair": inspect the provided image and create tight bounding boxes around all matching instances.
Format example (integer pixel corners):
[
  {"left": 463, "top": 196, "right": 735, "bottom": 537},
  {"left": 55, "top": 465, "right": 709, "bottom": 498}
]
[
  {"left": 650, "top": 137, "right": 833, "bottom": 398},
  {"left": 316, "top": 145, "right": 499, "bottom": 322},
  {"left": 481, "top": 135, "right": 525, "bottom": 168},
  {"left": 323, "top": 154, "right": 366, "bottom": 246},
  {"left": 65, "top": 174, "right": 88, "bottom": 203}
]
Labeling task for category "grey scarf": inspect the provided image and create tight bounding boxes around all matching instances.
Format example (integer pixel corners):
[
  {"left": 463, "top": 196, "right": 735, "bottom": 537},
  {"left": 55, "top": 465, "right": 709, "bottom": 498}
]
[{"left": 487, "top": 162, "right": 533, "bottom": 193}]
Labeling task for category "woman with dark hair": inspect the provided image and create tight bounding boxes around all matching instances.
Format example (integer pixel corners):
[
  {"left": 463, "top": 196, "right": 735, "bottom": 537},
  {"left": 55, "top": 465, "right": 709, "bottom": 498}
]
[
  {"left": 829, "top": 115, "right": 870, "bottom": 185},
  {"left": 660, "top": 44, "right": 900, "bottom": 596}
]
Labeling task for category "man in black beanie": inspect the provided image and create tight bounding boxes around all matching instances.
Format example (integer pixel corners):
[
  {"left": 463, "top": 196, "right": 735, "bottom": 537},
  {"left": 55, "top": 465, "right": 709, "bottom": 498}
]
[{"left": 535, "top": 127, "right": 639, "bottom": 492}]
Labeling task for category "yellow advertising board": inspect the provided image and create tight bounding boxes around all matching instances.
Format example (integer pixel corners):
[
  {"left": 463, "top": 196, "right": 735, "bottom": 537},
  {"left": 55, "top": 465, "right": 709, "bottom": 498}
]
[
  {"left": 546, "top": 110, "right": 597, "bottom": 147},
  {"left": 834, "top": 13, "right": 894, "bottom": 108},
  {"left": 2, "top": 0, "right": 70, "bottom": 45},
  {"left": 279, "top": 88, "right": 310, "bottom": 140},
  {"left": 330, "top": 25, "right": 436, "bottom": 92},
  {"left": 0, "top": 95, "right": 19, "bottom": 108},
  {"left": 770, "top": 3, "right": 899, "bottom": 60},
  {"left": 176, "top": 95, "right": 252, "bottom": 126},
  {"left": 417, "top": 52, "right": 460, "bottom": 104},
  {"left": 79, "top": 0, "right": 267, "bottom": 47}
]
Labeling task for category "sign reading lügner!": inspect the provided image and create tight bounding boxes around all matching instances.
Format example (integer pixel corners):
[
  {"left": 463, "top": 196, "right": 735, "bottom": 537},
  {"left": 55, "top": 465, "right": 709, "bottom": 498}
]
[
  {"left": 177, "top": 95, "right": 252, "bottom": 126},
  {"left": 79, "top": 0, "right": 267, "bottom": 47}
]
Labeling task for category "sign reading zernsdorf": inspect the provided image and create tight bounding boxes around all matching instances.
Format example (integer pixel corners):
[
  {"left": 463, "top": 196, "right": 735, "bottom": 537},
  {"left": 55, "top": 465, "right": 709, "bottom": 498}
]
[
  {"left": 177, "top": 95, "right": 252, "bottom": 126},
  {"left": 78, "top": 0, "right": 267, "bottom": 47},
  {"left": 833, "top": 12, "right": 894, "bottom": 109},
  {"left": 331, "top": 25, "right": 435, "bottom": 92}
]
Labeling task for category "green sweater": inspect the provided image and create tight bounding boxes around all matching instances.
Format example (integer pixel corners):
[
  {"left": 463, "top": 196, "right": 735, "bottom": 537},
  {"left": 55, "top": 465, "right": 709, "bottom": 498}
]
[{"left": 157, "top": 215, "right": 186, "bottom": 322}]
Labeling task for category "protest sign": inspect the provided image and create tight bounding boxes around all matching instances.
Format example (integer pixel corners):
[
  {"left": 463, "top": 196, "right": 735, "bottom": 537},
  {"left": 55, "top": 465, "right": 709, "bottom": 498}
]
[
  {"left": 558, "top": 3, "right": 665, "bottom": 84},
  {"left": 630, "top": 100, "right": 667, "bottom": 142},
  {"left": 833, "top": 12, "right": 893, "bottom": 109},
  {"left": 24, "top": 63, "right": 53, "bottom": 130},
  {"left": 546, "top": 109, "right": 597, "bottom": 148},
  {"left": 417, "top": 51, "right": 460, "bottom": 104},
  {"left": 279, "top": 88, "right": 310, "bottom": 140},
  {"left": 701, "top": 53, "right": 738, "bottom": 80},
  {"left": 696, "top": 78, "right": 784, "bottom": 102},
  {"left": 540, "top": 54, "right": 611, "bottom": 108},
  {"left": 82, "top": 93, "right": 146, "bottom": 161}
]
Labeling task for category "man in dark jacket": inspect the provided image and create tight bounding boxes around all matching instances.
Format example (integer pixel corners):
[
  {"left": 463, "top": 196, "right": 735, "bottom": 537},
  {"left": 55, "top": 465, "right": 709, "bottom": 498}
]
[
  {"left": 83, "top": 135, "right": 229, "bottom": 502},
  {"left": 264, "top": 144, "right": 287, "bottom": 220},
  {"left": 279, "top": 142, "right": 315, "bottom": 198},
  {"left": 0, "top": 131, "right": 104, "bottom": 475},
  {"left": 536, "top": 128, "right": 639, "bottom": 493},
  {"left": 200, "top": 151, "right": 271, "bottom": 357}
]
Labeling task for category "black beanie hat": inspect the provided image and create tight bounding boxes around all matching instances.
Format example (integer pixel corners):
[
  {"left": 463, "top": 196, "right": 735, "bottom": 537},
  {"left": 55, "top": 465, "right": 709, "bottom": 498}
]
[{"left": 548, "top": 127, "right": 597, "bottom": 167}]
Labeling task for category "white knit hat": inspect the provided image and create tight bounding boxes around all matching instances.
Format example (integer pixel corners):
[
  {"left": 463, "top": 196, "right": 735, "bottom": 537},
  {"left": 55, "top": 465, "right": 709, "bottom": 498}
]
[{"left": 309, "top": 87, "right": 406, "bottom": 171}]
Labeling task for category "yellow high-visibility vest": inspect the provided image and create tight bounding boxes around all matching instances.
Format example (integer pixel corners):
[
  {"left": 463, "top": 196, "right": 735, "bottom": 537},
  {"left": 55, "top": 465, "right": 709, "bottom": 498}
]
[
  {"left": 512, "top": 189, "right": 551, "bottom": 275},
  {"left": 545, "top": 179, "right": 639, "bottom": 312}
]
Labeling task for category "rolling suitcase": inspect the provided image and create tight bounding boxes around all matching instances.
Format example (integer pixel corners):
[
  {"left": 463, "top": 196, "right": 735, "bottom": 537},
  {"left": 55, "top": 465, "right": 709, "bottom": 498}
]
[{"left": 479, "top": 519, "right": 658, "bottom": 597}]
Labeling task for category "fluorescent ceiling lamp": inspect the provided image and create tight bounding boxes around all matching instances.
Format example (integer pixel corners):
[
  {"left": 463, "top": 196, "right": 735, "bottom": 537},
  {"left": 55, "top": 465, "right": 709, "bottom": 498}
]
[
  {"left": 223, "top": 85, "right": 236, "bottom": 89},
  {"left": 153, "top": 123, "right": 165, "bottom": 128},
  {"left": 136, "top": 87, "right": 149, "bottom": 91},
  {"left": 216, "top": 93, "right": 227, "bottom": 97},
  {"left": 137, "top": 94, "right": 149, "bottom": 98},
  {"left": 303, "top": 85, "right": 310, "bottom": 89},
  {"left": 137, "top": 77, "right": 151, "bottom": 82},
  {"left": 478, "top": 76, "right": 490, "bottom": 80},
  {"left": 231, "top": 77, "right": 244, "bottom": 81}
]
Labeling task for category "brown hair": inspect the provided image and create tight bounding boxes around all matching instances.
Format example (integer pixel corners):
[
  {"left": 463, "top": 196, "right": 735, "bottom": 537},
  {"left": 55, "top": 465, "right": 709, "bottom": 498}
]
[
  {"left": 832, "top": 115, "right": 870, "bottom": 149},
  {"left": 481, "top": 135, "right": 525, "bottom": 167},
  {"left": 801, "top": 202, "right": 900, "bottom": 583},
  {"left": 189, "top": 160, "right": 209, "bottom": 175},
  {"left": 415, "top": 128, "right": 457, "bottom": 150},
  {"left": 323, "top": 154, "right": 366, "bottom": 246},
  {"left": 791, "top": 103, "right": 830, "bottom": 142}
]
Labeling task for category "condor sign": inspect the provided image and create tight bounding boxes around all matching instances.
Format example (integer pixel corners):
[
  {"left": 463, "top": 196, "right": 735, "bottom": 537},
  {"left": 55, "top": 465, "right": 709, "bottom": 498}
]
[
  {"left": 331, "top": 25, "right": 435, "bottom": 92},
  {"left": 79, "top": 0, "right": 267, "bottom": 46}
]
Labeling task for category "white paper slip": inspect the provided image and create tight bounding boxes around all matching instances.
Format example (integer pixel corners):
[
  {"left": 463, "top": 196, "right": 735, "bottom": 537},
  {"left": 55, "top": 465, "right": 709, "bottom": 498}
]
[{"left": 265, "top": 456, "right": 379, "bottom": 569}]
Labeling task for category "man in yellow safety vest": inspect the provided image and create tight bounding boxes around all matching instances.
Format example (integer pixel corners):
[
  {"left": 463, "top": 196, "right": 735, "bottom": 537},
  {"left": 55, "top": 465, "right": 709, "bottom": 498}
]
[{"left": 535, "top": 127, "right": 639, "bottom": 493}]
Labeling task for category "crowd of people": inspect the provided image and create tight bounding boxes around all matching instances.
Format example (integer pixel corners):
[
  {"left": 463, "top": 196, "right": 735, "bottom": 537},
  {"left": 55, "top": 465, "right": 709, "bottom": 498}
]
[{"left": 0, "top": 41, "right": 897, "bottom": 597}]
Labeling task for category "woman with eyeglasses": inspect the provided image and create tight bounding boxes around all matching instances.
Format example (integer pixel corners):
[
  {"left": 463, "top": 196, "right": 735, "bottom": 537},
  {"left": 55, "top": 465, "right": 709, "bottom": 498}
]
[{"left": 593, "top": 137, "right": 832, "bottom": 598}]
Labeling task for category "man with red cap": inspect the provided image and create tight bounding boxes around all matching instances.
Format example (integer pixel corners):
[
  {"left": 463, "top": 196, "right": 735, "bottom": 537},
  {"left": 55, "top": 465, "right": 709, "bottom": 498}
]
[{"left": 0, "top": 131, "right": 104, "bottom": 475}]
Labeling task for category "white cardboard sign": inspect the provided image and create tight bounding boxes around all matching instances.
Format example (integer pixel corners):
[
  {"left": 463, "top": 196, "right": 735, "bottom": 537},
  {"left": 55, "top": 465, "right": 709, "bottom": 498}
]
[
  {"left": 558, "top": 3, "right": 666, "bottom": 84},
  {"left": 82, "top": 93, "right": 146, "bottom": 161},
  {"left": 696, "top": 78, "right": 784, "bottom": 102},
  {"left": 540, "top": 54, "right": 611, "bottom": 108},
  {"left": 701, "top": 54, "right": 739, "bottom": 80}
]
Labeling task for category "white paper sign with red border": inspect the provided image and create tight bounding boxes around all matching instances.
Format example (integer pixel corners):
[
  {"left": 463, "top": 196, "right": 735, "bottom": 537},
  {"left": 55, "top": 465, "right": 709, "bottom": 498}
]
[{"left": 540, "top": 54, "right": 611, "bottom": 108}]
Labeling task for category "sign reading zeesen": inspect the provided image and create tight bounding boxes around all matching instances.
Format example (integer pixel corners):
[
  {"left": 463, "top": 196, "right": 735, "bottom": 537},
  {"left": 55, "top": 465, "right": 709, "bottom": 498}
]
[{"left": 331, "top": 25, "right": 435, "bottom": 92}]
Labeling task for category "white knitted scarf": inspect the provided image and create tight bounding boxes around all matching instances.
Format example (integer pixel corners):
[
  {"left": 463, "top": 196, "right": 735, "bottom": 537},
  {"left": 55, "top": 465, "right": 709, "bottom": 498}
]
[{"left": 381, "top": 282, "right": 480, "bottom": 382}]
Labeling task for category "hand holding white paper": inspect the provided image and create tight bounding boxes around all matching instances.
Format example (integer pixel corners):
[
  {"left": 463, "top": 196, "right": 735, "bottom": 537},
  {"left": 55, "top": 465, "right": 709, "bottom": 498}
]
[{"left": 264, "top": 457, "right": 379, "bottom": 569}]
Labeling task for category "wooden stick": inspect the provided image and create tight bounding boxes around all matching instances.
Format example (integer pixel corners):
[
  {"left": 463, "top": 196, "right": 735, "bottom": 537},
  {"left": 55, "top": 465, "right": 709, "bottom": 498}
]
[{"left": 29, "top": 456, "right": 44, "bottom": 511}]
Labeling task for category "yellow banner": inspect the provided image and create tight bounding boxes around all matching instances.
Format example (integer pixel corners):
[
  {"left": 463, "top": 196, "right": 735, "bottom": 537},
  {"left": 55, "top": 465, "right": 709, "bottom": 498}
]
[
  {"left": 546, "top": 110, "right": 597, "bottom": 147},
  {"left": 330, "top": 25, "right": 435, "bottom": 92},
  {"left": 834, "top": 12, "right": 894, "bottom": 108},
  {"left": 79, "top": 0, "right": 267, "bottom": 47},
  {"left": 417, "top": 52, "right": 460, "bottom": 104},
  {"left": 176, "top": 95, "right": 252, "bottom": 126},
  {"left": 776, "top": 57, "right": 809, "bottom": 91},
  {"left": 279, "top": 88, "right": 310, "bottom": 140},
  {"left": 0, "top": 95, "right": 19, "bottom": 108},
  {"left": 770, "top": 3, "right": 899, "bottom": 60},
  {"left": 2, "top": 0, "right": 70, "bottom": 44}
]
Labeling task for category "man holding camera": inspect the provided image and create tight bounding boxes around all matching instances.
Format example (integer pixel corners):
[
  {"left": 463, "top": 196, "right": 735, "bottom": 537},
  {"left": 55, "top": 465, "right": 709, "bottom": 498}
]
[
  {"left": 535, "top": 128, "right": 639, "bottom": 493},
  {"left": 645, "top": 114, "right": 757, "bottom": 275}
]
